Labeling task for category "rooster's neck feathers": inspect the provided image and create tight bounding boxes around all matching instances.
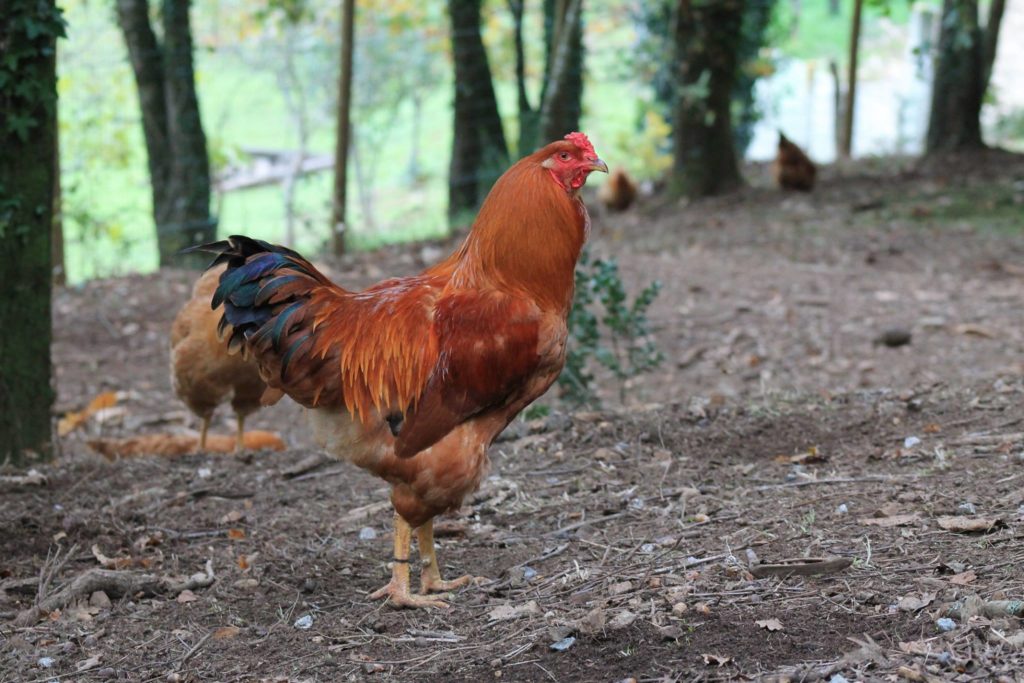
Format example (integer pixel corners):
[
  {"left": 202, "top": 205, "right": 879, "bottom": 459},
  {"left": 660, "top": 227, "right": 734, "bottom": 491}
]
[{"left": 446, "top": 155, "right": 587, "bottom": 311}]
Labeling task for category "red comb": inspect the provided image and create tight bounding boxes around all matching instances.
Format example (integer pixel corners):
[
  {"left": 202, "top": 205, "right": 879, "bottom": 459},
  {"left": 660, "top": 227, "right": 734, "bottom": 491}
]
[{"left": 564, "top": 132, "right": 596, "bottom": 157}]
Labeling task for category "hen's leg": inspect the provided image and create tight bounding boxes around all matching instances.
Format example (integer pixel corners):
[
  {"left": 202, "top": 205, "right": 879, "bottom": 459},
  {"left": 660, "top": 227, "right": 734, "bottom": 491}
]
[
  {"left": 417, "top": 519, "right": 478, "bottom": 594},
  {"left": 369, "top": 513, "right": 448, "bottom": 609},
  {"left": 234, "top": 413, "right": 245, "bottom": 452},
  {"left": 199, "top": 416, "right": 210, "bottom": 451}
]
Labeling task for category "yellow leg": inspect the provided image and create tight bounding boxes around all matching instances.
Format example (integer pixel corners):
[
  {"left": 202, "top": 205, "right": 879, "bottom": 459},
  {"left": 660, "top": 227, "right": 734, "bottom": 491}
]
[
  {"left": 417, "top": 519, "right": 479, "bottom": 594},
  {"left": 369, "top": 514, "right": 448, "bottom": 609},
  {"left": 199, "top": 416, "right": 210, "bottom": 451},
  {"left": 234, "top": 413, "right": 246, "bottom": 452}
]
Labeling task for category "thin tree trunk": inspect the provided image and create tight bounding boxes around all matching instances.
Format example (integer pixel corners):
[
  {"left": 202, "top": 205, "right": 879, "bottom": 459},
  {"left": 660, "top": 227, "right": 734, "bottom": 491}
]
[
  {"left": 447, "top": 0, "right": 509, "bottom": 221},
  {"left": 0, "top": 0, "right": 60, "bottom": 463},
  {"left": 669, "top": 0, "right": 745, "bottom": 198},
  {"left": 117, "top": 0, "right": 213, "bottom": 268},
  {"left": 926, "top": 0, "right": 985, "bottom": 154},
  {"left": 839, "top": 0, "right": 862, "bottom": 158},
  {"left": 162, "top": 0, "right": 214, "bottom": 262},
  {"left": 116, "top": 0, "right": 173, "bottom": 237},
  {"left": 539, "top": 0, "right": 584, "bottom": 143},
  {"left": 509, "top": 0, "right": 538, "bottom": 157},
  {"left": 331, "top": 0, "right": 355, "bottom": 255}
]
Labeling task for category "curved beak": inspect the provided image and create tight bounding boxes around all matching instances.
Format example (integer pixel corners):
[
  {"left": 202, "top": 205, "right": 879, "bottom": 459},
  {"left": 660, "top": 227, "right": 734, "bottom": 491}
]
[{"left": 589, "top": 158, "right": 609, "bottom": 174}]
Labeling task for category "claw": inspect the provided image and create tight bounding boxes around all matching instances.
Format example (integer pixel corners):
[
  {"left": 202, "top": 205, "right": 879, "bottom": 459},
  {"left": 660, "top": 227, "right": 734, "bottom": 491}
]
[{"left": 369, "top": 580, "right": 449, "bottom": 609}]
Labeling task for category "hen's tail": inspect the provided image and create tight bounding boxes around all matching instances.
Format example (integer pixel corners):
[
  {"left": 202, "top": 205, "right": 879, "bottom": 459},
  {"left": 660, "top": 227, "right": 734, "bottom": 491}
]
[{"left": 184, "top": 235, "right": 345, "bottom": 394}]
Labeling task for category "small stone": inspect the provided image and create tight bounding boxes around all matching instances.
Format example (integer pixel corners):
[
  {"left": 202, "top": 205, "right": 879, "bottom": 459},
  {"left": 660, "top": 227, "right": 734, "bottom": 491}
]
[
  {"left": 301, "top": 578, "right": 317, "bottom": 593},
  {"left": 522, "top": 566, "right": 537, "bottom": 581},
  {"left": 166, "top": 674, "right": 183, "bottom": 683},
  {"left": 97, "top": 667, "right": 116, "bottom": 679},
  {"left": 196, "top": 467, "right": 212, "bottom": 479},
  {"left": 957, "top": 502, "right": 977, "bottom": 515},
  {"left": 294, "top": 614, "right": 314, "bottom": 630},
  {"left": 358, "top": 527, "right": 377, "bottom": 541},
  {"left": 904, "top": 436, "right": 921, "bottom": 449},
  {"left": 936, "top": 617, "right": 957, "bottom": 632},
  {"left": 38, "top": 657, "right": 55, "bottom": 668},
  {"left": 549, "top": 636, "right": 576, "bottom": 652},
  {"left": 490, "top": 658, "right": 503, "bottom": 668},
  {"left": 83, "top": 635, "right": 99, "bottom": 648},
  {"left": 875, "top": 329, "right": 912, "bottom": 348},
  {"left": 836, "top": 503, "right": 849, "bottom": 514},
  {"left": 829, "top": 675, "right": 850, "bottom": 683}
]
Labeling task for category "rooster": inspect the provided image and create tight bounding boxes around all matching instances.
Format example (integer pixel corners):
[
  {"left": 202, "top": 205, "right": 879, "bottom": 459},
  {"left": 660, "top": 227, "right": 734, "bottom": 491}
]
[
  {"left": 190, "top": 133, "right": 607, "bottom": 608},
  {"left": 773, "top": 131, "right": 816, "bottom": 192},
  {"left": 170, "top": 264, "right": 267, "bottom": 451},
  {"left": 598, "top": 167, "right": 637, "bottom": 212}
]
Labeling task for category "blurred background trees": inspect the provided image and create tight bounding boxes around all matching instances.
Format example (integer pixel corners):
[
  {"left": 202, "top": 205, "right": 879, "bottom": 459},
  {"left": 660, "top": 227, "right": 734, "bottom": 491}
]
[{"left": 11, "top": 0, "right": 1022, "bottom": 284}]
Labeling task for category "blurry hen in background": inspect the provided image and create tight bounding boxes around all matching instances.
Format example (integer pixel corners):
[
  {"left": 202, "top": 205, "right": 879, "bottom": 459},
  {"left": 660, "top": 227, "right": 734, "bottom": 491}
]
[
  {"left": 192, "top": 133, "right": 607, "bottom": 608},
  {"left": 773, "top": 131, "right": 817, "bottom": 192},
  {"left": 598, "top": 167, "right": 638, "bottom": 212},
  {"left": 170, "top": 264, "right": 267, "bottom": 451}
]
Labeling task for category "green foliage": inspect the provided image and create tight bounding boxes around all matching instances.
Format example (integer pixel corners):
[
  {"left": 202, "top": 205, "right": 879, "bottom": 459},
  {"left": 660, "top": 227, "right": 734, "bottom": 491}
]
[
  {"left": 560, "top": 251, "right": 663, "bottom": 407},
  {"left": 0, "top": 0, "right": 67, "bottom": 142}
]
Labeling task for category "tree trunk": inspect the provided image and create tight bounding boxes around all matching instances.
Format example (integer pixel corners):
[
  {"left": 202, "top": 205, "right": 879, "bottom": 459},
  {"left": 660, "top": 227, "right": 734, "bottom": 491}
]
[
  {"left": 669, "top": 0, "right": 745, "bottom": 198},
  {"left": 117, "top": 0, "right": 213, "bottom": 268},
  {"left": 0, "top": 0, "right": 61, "bottom": 464},
  {"left": 839, "top": 0, "right": 862, "bottom": 158},
  {"left": 733, "top": 0, "right": 776, "bottom": 156},
  {"left": 447, "top": 0, "right": 509, "bottom": 221},
  {"left": 926, "top": 0, "right": 985, "bottom": 154},
  {"left": 539, "top": 0, "right": 584, "bottom": 144},
  {"left": 331, "top": 0, "right": 355, "bottom": 255},
  {"left": 161, "top": 0, "right": 214, "bottom": 261},
  {"left": 509, "top": 0, "right": 539, "bottom": 157}
]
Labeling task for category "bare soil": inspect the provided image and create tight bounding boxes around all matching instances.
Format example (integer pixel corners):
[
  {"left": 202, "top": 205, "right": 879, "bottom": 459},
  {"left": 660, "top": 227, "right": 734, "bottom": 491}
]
[{"left": 4, "top": 154, "right": 1024, "bottom": 682}]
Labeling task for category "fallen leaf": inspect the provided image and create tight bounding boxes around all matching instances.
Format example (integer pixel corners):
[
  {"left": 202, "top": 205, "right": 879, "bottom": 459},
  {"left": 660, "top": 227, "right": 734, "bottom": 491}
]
[
  {"left": 608, "top": 610, "right": 637, "bottom": 630},
  {"left": 897, "top": 592, "right": 935, "bottom": 611},
  {"left": 91, "top": 544, "right": 134, "bottom": 570},
  {"left": 488, "top": 600, "right": 541, "bottom": 621},
  {"left": 949, "top": 570, "right": 977, "bottom": 586},
  {"left": 227, "top": 528, "right": 246, "bottom": 540},
  {"left": 756, "top": 618, "right": 783, "bottom": 631},
  {"left": 774, "top": 446, "right": 826, "bottom": 465},
  {"left": 177, "top": 590, "right": 198, "bottom": 603},
  {"left": 237, "top": 553, "right": 258, "bottom": 571},
  {"left": 212, "top": 626, "right": 240, "bottom": 640},
  {"left": 608, "top": 580, "right": 634, "bottom": 596},
  {"left": 702, "top": 653, "right": 731, "bottom": 667},
  {"left": 937, "top": 516, "right": 1000, "bottom": 533},
  {"left": 76, "top": 655, "right": 101, "bottom": 672},
  {"left": 860, "top": 513, "right": 920, "bottom": 528},
  {"left": 220, "top": 510, "right": 246, "bottom": 524},
  {"left": 923, "top": 423, "right": 942, "bottom": 434},
  {"left": 898, "top": 640, "right": 932, "bottom": 656},
  {"left": 58, "top": 391, "right": 118, "bottom": 436},
  {"left": 953, "top": 323, "right": 996, "bottom": 339},
  {"left": 577, "top": 607, "right": 606, "bottom": 635}
]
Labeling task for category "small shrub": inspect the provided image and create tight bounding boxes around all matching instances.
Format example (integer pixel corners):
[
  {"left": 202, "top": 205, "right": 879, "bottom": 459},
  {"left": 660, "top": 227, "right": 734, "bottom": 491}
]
[{"left": 559, "top": 251, "right": 663, "bottom": 407}]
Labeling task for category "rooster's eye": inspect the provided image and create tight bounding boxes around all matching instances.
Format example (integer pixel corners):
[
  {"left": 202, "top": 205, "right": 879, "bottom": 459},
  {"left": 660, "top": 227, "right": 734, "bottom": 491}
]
[{"left": 558, "top": 152, "right": 570, "bottom": 161}]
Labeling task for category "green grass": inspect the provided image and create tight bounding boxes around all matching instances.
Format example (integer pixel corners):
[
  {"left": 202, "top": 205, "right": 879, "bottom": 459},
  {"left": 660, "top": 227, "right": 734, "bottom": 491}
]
[{"left": 775, "top": 0, "right": 915, "bottom": 62}]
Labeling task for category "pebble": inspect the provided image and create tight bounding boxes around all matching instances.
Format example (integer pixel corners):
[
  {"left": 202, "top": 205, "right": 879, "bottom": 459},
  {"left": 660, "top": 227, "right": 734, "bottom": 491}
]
[
  {"left": 293, "top": 614, "right": 314, "bottom": 630},
  {"left": 549, "top": 636, "right": 576, "bottom": 652},
  {"left": 904, "top": 436, "right": 921, "bottom": 448},
  {"left": 301, "top": 578, "right": 318, "bottom": 593},
  {"left": 957, "top": 502, "right": 977, "bottom": 515},
  {"left": 97, "top": 667, "right": 116, "bottom": 679},
  {"left": 522, "top": 566, "right": 537, "bottom": 581},
  {"left": 38, "top": 657, "right": 55, "bottom": 668},
  {"left": 936, "top": 617, "right": 957, "bottom": 632},
  {"left": 358, "top": 527, "right": 377, "bottom": 541},
  {"left": 829, "top": 676, "right": 849, "bottom": 683},
  {"left": 835, "top": 503, "right": 849, "bottom": 514}
]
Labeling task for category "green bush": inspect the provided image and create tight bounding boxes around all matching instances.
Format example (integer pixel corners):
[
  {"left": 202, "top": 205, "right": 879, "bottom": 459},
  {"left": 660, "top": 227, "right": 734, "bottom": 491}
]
[{"left": 560, "top": 251, "right": 663, "bottom": 407}]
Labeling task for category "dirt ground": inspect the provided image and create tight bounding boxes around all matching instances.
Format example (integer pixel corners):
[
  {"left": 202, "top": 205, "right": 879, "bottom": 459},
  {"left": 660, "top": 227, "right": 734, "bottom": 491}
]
[{"left": 4, "top": 153, "right": 1024, "bottom": 682}]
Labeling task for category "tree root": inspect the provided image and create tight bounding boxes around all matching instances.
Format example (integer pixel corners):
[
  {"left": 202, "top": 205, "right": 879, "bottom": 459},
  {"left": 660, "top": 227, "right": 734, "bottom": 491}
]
[{"left": 13, "top": 560, "right": 214, "bottom": 626}]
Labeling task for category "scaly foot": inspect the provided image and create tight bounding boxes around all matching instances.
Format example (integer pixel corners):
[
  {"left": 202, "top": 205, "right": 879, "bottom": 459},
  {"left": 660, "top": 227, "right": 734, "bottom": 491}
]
[
  {"left": 369, "top": 579, "right": 449, "bottom": 609},
  {"left": 420, "top": 573, "right": 485, "bottom": 594}
]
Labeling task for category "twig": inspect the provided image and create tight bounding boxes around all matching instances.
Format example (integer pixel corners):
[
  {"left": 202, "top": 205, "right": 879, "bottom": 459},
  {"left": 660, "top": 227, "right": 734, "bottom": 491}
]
[
  {"left": 543, "top": 511, "right": 628, "bottom": 538},
  {"left": 14, "top": 560, "right": 214, "bottom": 626},
  {"left": 177, "top": 631, "right": 213, "bottom": 669},
  {"left": 281, "top": 453, "right": 332, "bottom": 479},
  {"left": 753, "top": 476, "right": 894, "bottom": 491}
]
